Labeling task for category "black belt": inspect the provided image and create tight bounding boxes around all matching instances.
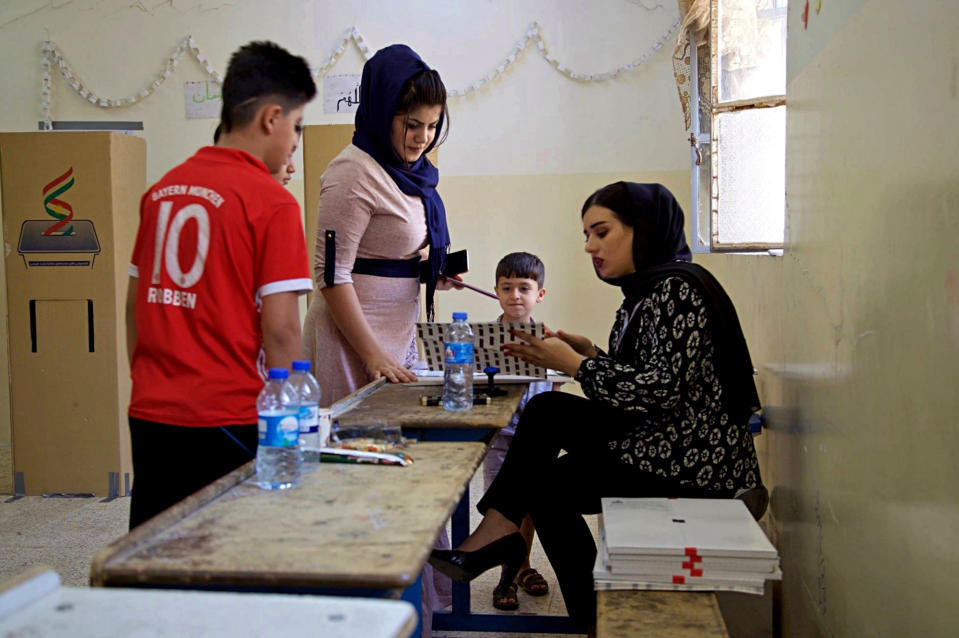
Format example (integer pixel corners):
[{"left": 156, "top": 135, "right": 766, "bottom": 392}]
[
  {"left": 325, "top": 229, "right": 423, "bottom": 284},
  {"left": 352, "top": 256, "right": 422, "bottom": 279}
]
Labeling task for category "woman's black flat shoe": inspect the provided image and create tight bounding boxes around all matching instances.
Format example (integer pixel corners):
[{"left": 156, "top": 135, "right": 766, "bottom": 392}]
[{"left": 428, "top": 531, "right": 527, "bottom": 583}]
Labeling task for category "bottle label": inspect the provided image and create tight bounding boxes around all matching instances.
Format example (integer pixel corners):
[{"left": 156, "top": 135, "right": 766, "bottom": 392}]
[
  {"left": 444, "top": 342, "right": 474, "bottom": 365},
  {"left": 317, "top": 409, "right": 333, "bottom": 448},
  {"left": 298, "top": 403, "right": 319, "bottom": 435},
  {"left": 258, "top": 411, "right": 299, "bottom": 447}
]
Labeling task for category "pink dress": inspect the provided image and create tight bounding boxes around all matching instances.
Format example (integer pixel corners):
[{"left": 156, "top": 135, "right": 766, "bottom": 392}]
[{"left": 303, "top": 144, "right": 428, "bottom": 407}]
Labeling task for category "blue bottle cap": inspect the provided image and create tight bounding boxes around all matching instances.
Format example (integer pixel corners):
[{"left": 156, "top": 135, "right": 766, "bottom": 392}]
[
  {"left": 292, "top": 360, "right": 311, "bottom": 371},
  {"left": 452, "top": 312, "right": 468, "bottom": 321},
  {"left": 268, "top": 368, "right": 289, "bottom": 380}
]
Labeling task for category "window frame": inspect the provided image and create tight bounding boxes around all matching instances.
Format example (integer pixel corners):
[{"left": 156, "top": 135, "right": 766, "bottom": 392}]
[{"left": 689, "top": 0, "right": 787, "bottom": 254}]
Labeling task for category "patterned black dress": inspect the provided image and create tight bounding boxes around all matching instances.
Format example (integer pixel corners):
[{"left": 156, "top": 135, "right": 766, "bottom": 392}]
[
  {"left": 474, "top": 272, "right": 761, "bottom": 628},
  {"left": 577, "top": 275, "right": 761, "bottom": 493}
]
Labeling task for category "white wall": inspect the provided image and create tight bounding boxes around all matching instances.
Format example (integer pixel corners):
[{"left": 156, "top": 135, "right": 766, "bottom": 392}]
[
  {"left": 700, "top": 1, "right": 959, "bottom": 635},
  {"left": 0, "top": 0, "right": 685, "bottom": 182}
]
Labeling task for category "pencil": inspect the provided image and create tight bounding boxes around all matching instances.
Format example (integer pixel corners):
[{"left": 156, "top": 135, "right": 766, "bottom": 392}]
[{"left": 440, "top": 275, "right": 499, "bottom": 300}]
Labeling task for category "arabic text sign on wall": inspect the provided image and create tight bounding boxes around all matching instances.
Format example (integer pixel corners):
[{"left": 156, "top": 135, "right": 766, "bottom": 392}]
[
  {"left": 323, "top": 74, "right": 362, "bottom": 114},
  {"left": 184, "top": 81, "right": 222, "bottom": 120}
]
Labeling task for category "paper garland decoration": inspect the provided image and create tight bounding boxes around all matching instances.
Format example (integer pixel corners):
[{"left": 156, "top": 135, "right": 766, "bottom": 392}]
[{"left": 40, "top": 21, "right": 679, "bottom": 128}]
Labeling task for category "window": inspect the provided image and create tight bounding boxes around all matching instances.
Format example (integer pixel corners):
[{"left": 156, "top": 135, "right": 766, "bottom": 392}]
[{"left": 689, "top": 0, "right": 787, "bottom": 253}]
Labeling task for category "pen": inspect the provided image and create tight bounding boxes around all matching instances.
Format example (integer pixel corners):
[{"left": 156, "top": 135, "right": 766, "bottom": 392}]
[{"left": 440, "top": 275, "right": 499, "bottom": 300}]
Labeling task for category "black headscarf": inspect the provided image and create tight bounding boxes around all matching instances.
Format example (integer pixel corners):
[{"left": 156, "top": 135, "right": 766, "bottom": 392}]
[
  {"left": 584, "top": 182, "right": 761, "bottom": 423},
  {"left": 352, "top": 44, "right": 449, "bottom": 319}
]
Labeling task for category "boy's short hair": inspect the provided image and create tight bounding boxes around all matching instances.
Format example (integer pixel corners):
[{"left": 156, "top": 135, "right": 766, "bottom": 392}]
[
  {"left": 220, "top": 41, "right": 316, "bottom": 134},
  {"left": 495, "top": 252, "right": 545, "bottom": 288}
]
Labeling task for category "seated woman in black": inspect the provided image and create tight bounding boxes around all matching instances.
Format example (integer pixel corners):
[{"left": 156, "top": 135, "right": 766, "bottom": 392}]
[{"left": 429, "top": 182, "right": 763, "bottom": 630}]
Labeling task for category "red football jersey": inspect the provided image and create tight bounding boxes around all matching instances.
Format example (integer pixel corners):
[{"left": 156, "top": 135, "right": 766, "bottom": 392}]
[{"left": 129, "top": 147, "right": 311, "bottom": 426}]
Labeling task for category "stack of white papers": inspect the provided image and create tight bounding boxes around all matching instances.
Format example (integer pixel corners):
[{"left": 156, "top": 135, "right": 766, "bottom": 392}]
[{"left": 593, "top": 498, "right": 781, "bottom": 595}]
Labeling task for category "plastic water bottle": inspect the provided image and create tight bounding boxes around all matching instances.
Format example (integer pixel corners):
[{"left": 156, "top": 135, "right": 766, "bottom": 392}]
[
  {"left": 290, "top": 360, "right": 322, "bottom": 454},
  {"left": 256, "top": 368, "right": 302, "bottom": 490},
  {"left": 442, "top": 312, "right": 474, "bottom": 412}
]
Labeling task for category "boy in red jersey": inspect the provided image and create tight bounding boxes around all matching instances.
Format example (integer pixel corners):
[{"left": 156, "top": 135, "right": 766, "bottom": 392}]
[{"left": 125, "top": 41, "right": 316, "bottom": 529}]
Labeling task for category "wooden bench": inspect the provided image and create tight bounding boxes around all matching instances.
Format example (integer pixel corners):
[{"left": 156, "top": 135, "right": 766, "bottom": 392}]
[
  {"left": 597, "top": 590, "right": 729, "bottom": 637},
  {"left": 597, "top": 580, "right": 775, "bottom": 637}
]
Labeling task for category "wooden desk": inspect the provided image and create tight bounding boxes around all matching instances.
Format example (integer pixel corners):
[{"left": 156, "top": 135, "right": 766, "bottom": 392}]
[
  {"left": 335, "top": 381, "right": 528, "bottom": 440},
  {"left": 331, "top": 381, "right": 580, "bottom": 635},
  {"left": 597, "top": 590, "right": 729, "bottom": 638},
  {"left": 332, "top": 380, "right": 579, "bottom": 635},
  {"left": 2, "top": 567, "right": 417, "bottom": 637},
  {"left": 90, "top": 441, "right": 484, "bottom": 593}
]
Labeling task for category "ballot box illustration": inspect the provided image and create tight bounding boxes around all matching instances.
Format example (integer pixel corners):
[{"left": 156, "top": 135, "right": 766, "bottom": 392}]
[
  {"left": 0, "top": 132, "right": 145, "bottom": 495},
  {"left": 16, "top": 165, "right": 101, "bottom": 268},
  {"left": 17, "top": 218, "right": 101, "bottom": 268}
]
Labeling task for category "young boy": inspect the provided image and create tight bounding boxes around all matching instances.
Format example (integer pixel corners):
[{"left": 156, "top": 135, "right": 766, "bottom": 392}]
[
  {"left": 484, "top": 251, "right": 558, "bottom": 610},
  {"left": 274, "top": 152, "right": 296, "bottom": 186},
  {"left": 125, "top": 41, "right": 316, "bottom": 529}
]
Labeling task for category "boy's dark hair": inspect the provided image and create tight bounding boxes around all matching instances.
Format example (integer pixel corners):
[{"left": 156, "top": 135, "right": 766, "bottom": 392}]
[
  {"left": 213, "top": 123, "right": 222, "bottom": 144},
  {"left": 220, "top": 41, "right": 316, "bottom": 133},
  {"left": 395, "top": 69, "right": 450, "bottom": 148},
  {"left": 495, "top": 252, "right": 545, "bottom": 288}
]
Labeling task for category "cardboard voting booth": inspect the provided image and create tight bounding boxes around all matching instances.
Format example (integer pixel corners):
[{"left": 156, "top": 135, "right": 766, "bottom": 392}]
[
  {"left": 0, "top": 132, "right": 145, "bottom": 496},
  {"left": 302, "top": 124, "right": 355, "bottom": 279}
]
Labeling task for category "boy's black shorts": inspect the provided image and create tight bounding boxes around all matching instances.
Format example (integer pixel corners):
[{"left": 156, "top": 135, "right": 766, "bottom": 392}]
[{"left": 127, "top": 417, "right": 257, "bottom": 530}]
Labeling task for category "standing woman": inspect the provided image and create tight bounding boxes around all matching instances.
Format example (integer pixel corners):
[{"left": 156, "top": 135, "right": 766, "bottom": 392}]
[
  {"left": 303, "top": 44, "right": 454, "bottom": 638},
  {"left": 304, "top": 44, "right": 453, "bottom": 406},
  {"left": 429, "top": 182, "right": 764, "bottom": 631}
]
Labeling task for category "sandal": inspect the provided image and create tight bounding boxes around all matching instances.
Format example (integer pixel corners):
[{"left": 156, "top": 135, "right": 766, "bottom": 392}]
[
  {"left": 517, "top": 567, "right": 549, "bottom": 596},
  {"left": 492, "top": 581, "right": 519, "bottom": 611}
]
